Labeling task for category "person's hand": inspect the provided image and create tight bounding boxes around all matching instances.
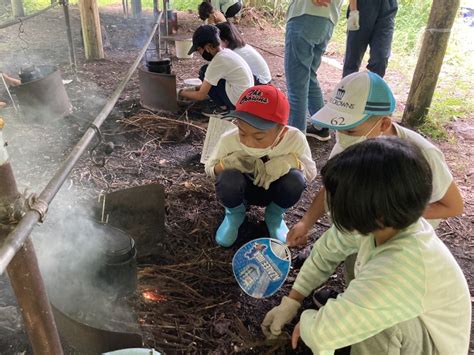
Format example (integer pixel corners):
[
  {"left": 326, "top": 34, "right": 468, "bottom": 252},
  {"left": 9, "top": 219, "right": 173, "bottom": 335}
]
[
  {"left": 291, "top": 322, "right": 301, "bottom": 349},
  {"left": 220, "top": 151, "right": 256, "bottom": 173},
  {"left": 347, "top": 10, "right": 360, "bottom": 31},
  {"left": 286, "top": 221, "right": 310, "bottom": 247},
  {"left": 260, "top": 154, "right": 301, "bottom": 190},
  {"left": 312, "top": 0, "right": 330, "bottom": 7},
  {"left": 261, "top": 296, "right": 301, "bottom": 339}
]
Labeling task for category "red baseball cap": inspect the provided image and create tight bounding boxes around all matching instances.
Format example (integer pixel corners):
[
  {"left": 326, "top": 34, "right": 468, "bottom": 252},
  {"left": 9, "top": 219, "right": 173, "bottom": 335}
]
[{"left": 224, "top": 85, "right": 289, "bottom": 130}]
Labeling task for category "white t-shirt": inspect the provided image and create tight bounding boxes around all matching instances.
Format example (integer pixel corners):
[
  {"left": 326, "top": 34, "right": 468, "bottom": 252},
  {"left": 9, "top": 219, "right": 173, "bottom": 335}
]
[
  {"left": 204, "top": 48, "right": 254, "bottom": 105},
  {"left": 329, "top": 123, "right": 453, "bottom": 227},
  {"left": 204, "top": 125, "right": 317, "bottom": 182},
  {"left": 294, "top": 219, "right": 471, "bottom": 354},
  {"left": 234, "top": 45, "right": 272, "bottom": 84}
]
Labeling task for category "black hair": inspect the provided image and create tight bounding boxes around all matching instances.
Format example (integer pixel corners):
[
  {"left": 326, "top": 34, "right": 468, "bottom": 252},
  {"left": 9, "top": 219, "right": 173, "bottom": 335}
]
[
  {"left": 215, "top": 22, "right": 245, "bottom": 50},
  {"left": 321, "top": 137, "right": 433, "bottom": 235},
  {"left": 198, "top": 1, "right": 214, "bottom": 20}
]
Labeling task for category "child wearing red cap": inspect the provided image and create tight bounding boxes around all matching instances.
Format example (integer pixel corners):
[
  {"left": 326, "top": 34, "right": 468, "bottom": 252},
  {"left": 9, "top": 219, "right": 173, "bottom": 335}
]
[{"left": 205, "top": 85, "right": 317, "bottom": 247}]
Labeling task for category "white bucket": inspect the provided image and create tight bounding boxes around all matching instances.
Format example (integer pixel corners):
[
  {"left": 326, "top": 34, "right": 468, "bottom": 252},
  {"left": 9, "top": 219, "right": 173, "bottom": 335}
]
[{"left": 175, "top": 39, "right": 193, "bottom": 59}]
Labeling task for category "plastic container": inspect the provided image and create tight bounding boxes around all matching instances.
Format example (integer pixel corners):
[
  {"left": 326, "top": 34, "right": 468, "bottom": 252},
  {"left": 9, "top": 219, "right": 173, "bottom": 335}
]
[
  {"left": 103, "top": 348, "right": 161, "bottom": 355},
  {"left": 175, "top": 39, "right": 193, "bottom": 59}
]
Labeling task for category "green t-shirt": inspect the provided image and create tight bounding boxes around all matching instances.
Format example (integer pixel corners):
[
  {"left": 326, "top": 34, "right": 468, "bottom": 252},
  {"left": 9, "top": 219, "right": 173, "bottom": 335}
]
[
  {"left": 286, "top": 0, "right": 344, "bottom": 24},
  {"left": 211, "top": 0, "right": 239, "bottom": 15}
]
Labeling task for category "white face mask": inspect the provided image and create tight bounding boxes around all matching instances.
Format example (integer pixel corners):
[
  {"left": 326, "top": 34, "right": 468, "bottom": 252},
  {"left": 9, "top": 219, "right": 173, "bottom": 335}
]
[
  {"left": 336, "top": 120, "right": 383, "bottom": 149},
  {"left": 239, "top": 127, "right": 284, "bottom": 158}
]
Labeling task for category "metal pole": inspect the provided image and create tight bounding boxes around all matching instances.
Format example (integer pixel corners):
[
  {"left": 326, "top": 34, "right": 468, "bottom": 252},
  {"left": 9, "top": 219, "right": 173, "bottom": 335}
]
[
  {"left": 163, "top": 0, "right": 169, "bottom": 54},
  {"left": 0, "top": 18, "right": 162, "bottom": 275},
  {"left": 0, "top": 121, "right": 63, "bottom": 354},
  {"left": 0, "top": 74, "right": 19, "bottom": 112},
  {"left": 62, "top": 0, "right": 77, "bottom": 72},
  {"left": 0, "top": 2, "right": 58, "bottom": 30}
]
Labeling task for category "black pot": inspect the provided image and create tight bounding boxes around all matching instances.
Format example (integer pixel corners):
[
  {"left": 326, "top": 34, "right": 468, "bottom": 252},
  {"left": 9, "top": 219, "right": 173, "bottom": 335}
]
[
  {"left": 19, "top": 65, "right": 42, "bottom": 83},
  {"left": 95, "top": 224, "right": 137, "bottom": 297},
  {"left": 146, "top": 57, "right": 171, "bottom": 74}
]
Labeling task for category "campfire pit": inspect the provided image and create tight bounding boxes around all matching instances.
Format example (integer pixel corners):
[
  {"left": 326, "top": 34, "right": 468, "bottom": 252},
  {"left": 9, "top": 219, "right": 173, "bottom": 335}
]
[
  {"left": 138, "top": 60, "right": 178, "bottom": 112},
  {"left": 13, "top": 65, "right": 72, "bottom": 121}
]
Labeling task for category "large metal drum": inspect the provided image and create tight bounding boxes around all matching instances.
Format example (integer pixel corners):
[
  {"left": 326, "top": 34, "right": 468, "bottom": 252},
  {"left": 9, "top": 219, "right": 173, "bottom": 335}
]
[{"left": 14, "top": 65, "right": 72, "bottom": 120}]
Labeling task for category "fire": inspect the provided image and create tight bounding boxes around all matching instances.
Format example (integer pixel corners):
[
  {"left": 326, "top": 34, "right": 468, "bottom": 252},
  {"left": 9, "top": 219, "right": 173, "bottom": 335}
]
[{"left": 142, "top": 290, "right": 167, "bottom": 302}]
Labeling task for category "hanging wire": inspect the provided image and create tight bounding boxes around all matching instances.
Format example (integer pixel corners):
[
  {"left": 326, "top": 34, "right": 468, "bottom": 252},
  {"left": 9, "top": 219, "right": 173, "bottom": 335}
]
[{"left": 17, "top": 18, "right": 31, "bottom": 65}]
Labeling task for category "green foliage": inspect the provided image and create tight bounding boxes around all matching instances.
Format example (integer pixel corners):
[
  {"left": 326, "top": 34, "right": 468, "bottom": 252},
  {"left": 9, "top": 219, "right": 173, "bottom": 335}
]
[
  {"left": 18, "top": 0, "right": 200, "bottom": 13},
  {"left": 392, "top": 0, "right": 431, "bottom": 54}
]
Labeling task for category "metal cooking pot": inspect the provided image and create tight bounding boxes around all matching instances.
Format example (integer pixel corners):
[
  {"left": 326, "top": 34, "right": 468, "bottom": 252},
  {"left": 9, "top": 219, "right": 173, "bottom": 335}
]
[
  {"left": 146, "top": 57, "right": 171, "bottom": 74},
  {"left": 19, "top": 65, "right": 42, "bottom": 83},
  {"left": 95, "top": 223, "right": 137, "bottom": 297}
]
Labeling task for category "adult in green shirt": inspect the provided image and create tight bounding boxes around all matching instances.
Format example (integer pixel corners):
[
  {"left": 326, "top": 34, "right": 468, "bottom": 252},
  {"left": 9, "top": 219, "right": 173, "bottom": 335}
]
[{"left": 285, "top": 0, "right": 343, "bottom": 141}]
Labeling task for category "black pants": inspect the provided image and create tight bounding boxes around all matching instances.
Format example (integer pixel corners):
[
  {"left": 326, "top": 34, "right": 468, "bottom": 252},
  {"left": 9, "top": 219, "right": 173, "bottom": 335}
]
[
  {"left": 215, "top": 168, "right": 306, "bottom": 209},
  {"left": 199, "top": 64, "right": 235, "bottom": 109},
  {"left": 254, "top": 75, "right": 269, "bottom": 86},
  {"left": 225, "top": 1, "right": 242, "bottom": 18},
  {"left": 343, "top": 0, "right": 398, "bottom": 78}
]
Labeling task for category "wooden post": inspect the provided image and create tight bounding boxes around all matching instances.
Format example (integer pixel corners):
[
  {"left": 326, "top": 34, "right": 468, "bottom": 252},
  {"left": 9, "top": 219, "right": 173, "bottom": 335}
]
[
  {"left": 78, "top": 0, "right": 104, "bottom": 60},
  {"left": 153, "top": 0, "right": 158, "bottom": 19},
  {"left": 131, "top": 0, "right": 142, "bottom": 18},
  {"left": 11, "top": 0, "right": 25, "bottom": 18},
  {"left": 401, "top": 0, "right": 460, "bottom": 128}
]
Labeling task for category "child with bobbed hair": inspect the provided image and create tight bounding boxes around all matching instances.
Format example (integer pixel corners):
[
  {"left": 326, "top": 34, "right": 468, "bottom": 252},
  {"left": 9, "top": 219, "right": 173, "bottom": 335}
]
[
  {"left": 215, "top": 22, "right": 271, "bottom": 85},
  {"left": 262, "top": 137, "right": 471, "bottom": 355}
]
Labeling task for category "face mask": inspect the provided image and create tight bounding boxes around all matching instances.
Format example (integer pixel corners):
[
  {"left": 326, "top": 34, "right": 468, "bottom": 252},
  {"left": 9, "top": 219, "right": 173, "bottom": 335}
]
[
  {"left": 201, "top": 50, "right": 214, "bottom": 61},
  {"left": 239, "top": 127, "right": 285, "bottom": 158},
  {"left": 336, "top": 120, "right": 383, "bottom": 149}
]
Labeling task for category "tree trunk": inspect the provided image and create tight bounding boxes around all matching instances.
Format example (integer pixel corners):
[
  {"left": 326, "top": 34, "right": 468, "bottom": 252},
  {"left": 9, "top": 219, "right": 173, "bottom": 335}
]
[
  {"left": 78, "top": 0, "right": 104, "bottom": 60},
  {"left": 131, "top": 0, "right": 141, "bottom": 18},
  {"left": 401, "top": 0, "right": 460, "bottom": 128},
  {"left": 11, "top": 0, "right": 24, "bottom": 18}
]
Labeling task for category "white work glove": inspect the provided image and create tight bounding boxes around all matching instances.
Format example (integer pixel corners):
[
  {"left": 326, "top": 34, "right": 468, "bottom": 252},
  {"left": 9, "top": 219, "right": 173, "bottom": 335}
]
[
  {"left": 253, "top": 158, "right": 267, "bottom": 188},
  {"left": 261, "top": 154, "right": 300, "bottom": 190},
  {"left": 220, "top": 151, "right": 257, "bottom": 173},
  {"left": 261, "top": 296, "right": 301, "bottom": 339},
  {"left": 347, "top": 10, "right": 360, "bottom": 31}
]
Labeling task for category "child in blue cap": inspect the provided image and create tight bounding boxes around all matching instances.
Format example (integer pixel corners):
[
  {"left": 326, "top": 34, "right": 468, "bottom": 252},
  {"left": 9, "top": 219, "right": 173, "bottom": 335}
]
[{"left": 287, "top": 71, "right": 463, "bottom": 247}]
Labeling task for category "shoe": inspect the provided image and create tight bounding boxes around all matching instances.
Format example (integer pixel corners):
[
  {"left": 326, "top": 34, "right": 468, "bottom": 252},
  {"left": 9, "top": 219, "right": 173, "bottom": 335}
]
[
  {"left": 264, "top": 202, "right": 289, "bottom": 242},
  {"left": 312, "top": 287, "right": 339, "bottom": 309},
  {"left": 201, "top": 104, "right": 230, "bottom": 118},
  {"left": 306, "top": 126, "right": 331, "bottom": 141},
  {"left": 216, "top": 204, "right": 246, "bottom": 247}
]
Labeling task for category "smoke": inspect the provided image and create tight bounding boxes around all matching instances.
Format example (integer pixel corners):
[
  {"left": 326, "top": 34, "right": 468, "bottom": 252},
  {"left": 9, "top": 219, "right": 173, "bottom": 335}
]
[{"left": 31, "top": 186, "right": 138, "bottom": 331}]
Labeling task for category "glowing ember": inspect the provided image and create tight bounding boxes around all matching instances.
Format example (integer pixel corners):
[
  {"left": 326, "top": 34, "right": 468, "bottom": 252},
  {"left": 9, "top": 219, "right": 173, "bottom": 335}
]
[{"left": 142, "top": 290, "right": 167, "bottom": 302}]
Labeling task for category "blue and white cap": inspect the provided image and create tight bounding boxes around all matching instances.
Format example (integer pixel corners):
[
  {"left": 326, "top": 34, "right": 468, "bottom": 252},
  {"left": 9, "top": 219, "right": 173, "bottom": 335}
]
[{"left": 310, "top": 71, "right": 396, "bottom": 130}]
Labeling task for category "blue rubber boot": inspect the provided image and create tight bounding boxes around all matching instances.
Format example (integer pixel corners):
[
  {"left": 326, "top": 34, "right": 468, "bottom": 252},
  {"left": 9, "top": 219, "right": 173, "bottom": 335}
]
[
  {"left": 265, "top": 202, "right": 289, "bottom": 243},
  {"left": 216, "top": 204, "right": 246, "bottom": 247}
]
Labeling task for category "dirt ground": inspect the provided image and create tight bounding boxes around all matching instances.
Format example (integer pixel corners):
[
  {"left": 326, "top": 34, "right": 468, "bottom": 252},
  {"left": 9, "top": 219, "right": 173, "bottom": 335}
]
[{"left": 0, "top": 5, "right": 472, "bottom": 354}]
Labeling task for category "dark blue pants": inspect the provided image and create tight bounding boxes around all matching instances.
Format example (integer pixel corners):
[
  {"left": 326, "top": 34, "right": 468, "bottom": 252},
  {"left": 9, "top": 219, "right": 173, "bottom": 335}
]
[
  {"left": 343, "top": 0, "right": 398, "bottom": 78},
  {"left": 215, "top": 169, "right": 306, "bottom": 209},
  {"left": 199, "top": 64, "right": 235, "bottom": 110},
  {"left": 225, "top": 1, "right": 242, "bottom": 18}
]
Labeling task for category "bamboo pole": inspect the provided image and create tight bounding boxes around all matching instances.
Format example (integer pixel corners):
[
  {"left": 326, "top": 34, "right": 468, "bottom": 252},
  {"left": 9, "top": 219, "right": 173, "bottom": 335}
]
[
  {"left": 401, "top": 0, "right": 460, "bottom": 127},
  {"left": 78, "top": 0, "right": 104, "bottom": 60}
]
